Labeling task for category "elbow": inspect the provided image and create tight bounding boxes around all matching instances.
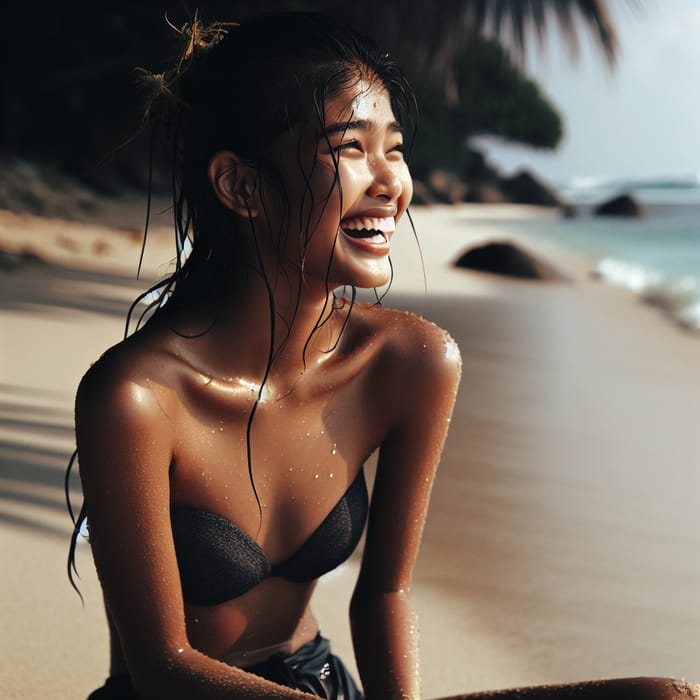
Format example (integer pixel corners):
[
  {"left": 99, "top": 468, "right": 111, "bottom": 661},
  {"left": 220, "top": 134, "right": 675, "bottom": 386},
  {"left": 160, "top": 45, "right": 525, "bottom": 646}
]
[
  {"left": 128, "top": 644, "right": 197, "bottom": 700},
  {"left": 130, "top": 665, "right": 174, "bottom": 700}
]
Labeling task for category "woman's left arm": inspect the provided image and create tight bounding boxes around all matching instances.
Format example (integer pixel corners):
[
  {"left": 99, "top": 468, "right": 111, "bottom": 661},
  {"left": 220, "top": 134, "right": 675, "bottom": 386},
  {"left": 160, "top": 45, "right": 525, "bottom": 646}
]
[{"left": 351, "top": 320, "right": 462, "bottom": 700}]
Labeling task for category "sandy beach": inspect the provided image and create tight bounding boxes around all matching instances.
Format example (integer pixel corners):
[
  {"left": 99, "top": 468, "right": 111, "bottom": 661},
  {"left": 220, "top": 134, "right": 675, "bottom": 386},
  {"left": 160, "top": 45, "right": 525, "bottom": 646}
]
[{"left": 1, "top": 201, "right": 699, "bottom": 699}]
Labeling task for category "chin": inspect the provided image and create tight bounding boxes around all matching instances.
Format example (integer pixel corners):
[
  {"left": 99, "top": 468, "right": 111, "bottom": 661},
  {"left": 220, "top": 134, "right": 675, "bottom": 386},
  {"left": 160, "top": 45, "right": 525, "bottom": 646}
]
[{"left": 333, "top": 259, "right": 392, "bottom": 291}]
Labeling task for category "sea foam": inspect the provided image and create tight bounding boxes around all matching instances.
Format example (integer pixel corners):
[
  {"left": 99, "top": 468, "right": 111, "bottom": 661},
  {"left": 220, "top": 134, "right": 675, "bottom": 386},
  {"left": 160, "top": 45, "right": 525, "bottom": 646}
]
[{"left": 595, "top": 257, "right": 700, "bottom": 332}]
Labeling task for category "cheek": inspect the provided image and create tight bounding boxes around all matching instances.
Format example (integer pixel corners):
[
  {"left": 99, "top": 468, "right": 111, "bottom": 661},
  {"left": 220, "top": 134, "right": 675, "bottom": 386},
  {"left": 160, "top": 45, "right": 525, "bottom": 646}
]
[
  {"left": 311, "top": 161, "right": 345, "bottom": 209},
  {"left": 336, "top": 161, "right": 364, "bottom": 198},
  {"left": 398, "top": 164, "right": 414, "bottom": 213}
]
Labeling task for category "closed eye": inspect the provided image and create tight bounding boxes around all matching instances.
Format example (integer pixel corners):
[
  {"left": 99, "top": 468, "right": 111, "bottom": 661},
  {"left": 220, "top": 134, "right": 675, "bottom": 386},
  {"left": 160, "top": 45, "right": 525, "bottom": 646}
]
[
  {"left": 332, "top": 140, "right": 363, "bottom": 154},
  {"left": 386, "top": 142, "right": 405, "bottom": 160}
]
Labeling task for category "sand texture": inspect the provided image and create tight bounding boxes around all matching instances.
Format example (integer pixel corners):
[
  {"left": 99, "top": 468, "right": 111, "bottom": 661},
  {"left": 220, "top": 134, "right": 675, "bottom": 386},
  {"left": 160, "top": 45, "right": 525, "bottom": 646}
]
[{"left": 1, "top": 203, "right": 698, "bottom": 699}]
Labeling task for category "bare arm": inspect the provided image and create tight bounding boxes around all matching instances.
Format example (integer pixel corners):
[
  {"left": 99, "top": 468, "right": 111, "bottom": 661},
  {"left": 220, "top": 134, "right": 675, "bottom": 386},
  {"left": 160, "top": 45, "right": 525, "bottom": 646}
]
[
  {"left": 75, "top": 361, "right": 316, "bottom": 700},
  {"left": 350, "top": 322, "right": 462, "bottom": 700}
]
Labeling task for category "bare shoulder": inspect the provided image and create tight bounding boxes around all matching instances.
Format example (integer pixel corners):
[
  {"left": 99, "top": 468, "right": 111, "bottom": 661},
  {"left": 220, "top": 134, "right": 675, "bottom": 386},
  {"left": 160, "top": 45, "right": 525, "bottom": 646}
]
[
  {"left": 353, "top": 302, "right": 462, "bottom": 384},
  {"left": 74, "top": 328, "right": 180, "bottom": 507},
  {"left": 76, "top": 327, "right": 177, "bottom": 432},
  {"left": 347, "top": 303, "right": 462, "bottom": 437}
]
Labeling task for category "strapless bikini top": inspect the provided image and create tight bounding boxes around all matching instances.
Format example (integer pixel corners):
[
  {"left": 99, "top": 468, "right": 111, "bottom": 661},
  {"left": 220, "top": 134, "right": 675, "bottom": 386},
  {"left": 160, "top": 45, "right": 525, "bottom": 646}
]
[{"left": 170, "top": 469, "right": 368, "bottom": 605}]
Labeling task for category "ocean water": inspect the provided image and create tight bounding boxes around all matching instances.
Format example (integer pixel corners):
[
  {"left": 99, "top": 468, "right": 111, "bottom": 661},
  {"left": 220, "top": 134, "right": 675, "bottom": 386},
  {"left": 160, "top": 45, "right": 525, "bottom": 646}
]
[{"left": 490, "top": 176, "right": 700, "bottom": 332}]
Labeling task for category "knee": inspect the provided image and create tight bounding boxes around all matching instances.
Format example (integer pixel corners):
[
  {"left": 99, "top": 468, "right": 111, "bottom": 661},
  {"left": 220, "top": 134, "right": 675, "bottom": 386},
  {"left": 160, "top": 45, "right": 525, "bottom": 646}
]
[{"left": 605, "top": 677, "right": 700, "bottom": 700}]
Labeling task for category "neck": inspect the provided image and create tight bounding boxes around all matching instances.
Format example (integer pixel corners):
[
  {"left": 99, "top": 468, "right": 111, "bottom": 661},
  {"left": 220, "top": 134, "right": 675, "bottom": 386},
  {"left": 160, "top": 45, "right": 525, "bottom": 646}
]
[{"left": 165, "top": 267, "right": 351, "bottom": 391}]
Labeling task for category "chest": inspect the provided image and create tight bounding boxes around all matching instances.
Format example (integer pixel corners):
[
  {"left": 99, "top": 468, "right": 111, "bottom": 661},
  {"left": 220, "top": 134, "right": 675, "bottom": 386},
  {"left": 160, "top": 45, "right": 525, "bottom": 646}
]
[{"left": 166, "top": 369, "right": 384, "bottom": 562}]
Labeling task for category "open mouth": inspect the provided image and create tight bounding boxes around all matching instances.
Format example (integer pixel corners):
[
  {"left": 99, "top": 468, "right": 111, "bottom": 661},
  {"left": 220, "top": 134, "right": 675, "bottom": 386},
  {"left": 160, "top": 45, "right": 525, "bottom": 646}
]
[
  {"left": 342, "top": 228, "right": 387, "bottom": 243},
  {"left": 340, "top": 216, "right": 395, "bottom": 245}
]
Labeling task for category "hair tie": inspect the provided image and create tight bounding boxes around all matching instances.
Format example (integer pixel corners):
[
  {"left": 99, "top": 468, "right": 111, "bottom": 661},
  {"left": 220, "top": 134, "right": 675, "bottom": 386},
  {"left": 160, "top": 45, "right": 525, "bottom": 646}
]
[{"left": 135, "top": 11, "right": 238, "bottom": 125}]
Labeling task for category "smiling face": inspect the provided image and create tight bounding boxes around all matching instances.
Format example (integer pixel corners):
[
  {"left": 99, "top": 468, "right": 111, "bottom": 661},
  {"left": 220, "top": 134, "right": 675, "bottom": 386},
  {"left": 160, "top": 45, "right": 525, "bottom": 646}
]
[{"left": 262, "top": 76, "right": 413, "bottom": 292}]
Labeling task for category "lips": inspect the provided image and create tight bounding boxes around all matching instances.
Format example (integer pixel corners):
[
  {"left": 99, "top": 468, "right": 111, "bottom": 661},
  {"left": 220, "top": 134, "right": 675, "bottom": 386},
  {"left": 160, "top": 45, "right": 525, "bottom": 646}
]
[{"left": 340, "top": 216, "right": 395, "bottom": 247}]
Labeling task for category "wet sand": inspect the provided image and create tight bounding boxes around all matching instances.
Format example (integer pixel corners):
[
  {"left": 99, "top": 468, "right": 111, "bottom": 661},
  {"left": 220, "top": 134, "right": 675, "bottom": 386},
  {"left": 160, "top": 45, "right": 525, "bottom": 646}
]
[{"left": 1, "top": 203, "right": 698, "bottom": 699}]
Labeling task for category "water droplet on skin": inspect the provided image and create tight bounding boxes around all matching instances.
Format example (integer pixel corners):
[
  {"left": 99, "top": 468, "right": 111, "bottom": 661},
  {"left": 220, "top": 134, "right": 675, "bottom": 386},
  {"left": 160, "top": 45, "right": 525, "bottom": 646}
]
[
  {"left": 443, "top": 332, "right": 461, "bottom": 363},
  {"left": 314, "top": 474, "right": 319, "bottom": 479},
  {"left": 329, "top": 473, "right": 334, "bottom": 479},
  {"left": 177, "top": 648, "right": 184, "bottom": 654},
  {"left": 331, "top": 444, "right": 337, "bottom": 455}
]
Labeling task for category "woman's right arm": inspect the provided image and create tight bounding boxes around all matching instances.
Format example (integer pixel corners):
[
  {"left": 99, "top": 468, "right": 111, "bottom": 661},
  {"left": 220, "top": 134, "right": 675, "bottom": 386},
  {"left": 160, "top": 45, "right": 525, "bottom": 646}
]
[{"left": 75, "top": 361, "right": 312, "bottom": 700}]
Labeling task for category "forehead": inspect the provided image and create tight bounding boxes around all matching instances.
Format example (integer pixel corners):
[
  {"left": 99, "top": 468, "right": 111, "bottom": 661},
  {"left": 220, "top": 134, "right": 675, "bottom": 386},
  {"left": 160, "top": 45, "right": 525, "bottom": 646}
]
[{"left": 324, "top": 80, "right": 397, "bottom": 127}]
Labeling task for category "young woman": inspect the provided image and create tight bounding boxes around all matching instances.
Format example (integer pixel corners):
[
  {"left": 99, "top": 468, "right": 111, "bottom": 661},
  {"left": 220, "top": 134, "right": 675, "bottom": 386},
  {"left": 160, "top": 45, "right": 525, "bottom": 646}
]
[{"left": 68, "top": 12, "right": 695, "bottom": 700}]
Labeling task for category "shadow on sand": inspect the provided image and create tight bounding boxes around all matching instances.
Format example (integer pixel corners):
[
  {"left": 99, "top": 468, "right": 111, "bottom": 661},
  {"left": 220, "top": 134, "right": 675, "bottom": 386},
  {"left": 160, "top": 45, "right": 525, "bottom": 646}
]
[
  {"left": 0, "top": 382, "right": 78, "bottom": 540},
  {"left": 0, "top": 256, "right": 150, "bottom": 319}
]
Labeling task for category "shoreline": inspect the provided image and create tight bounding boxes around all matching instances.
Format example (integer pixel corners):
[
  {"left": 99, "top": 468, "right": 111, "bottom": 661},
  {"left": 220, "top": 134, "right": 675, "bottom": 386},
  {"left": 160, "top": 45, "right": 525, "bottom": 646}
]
[{"left": 1, "top": 202, "right": 699, "bottom": 698}]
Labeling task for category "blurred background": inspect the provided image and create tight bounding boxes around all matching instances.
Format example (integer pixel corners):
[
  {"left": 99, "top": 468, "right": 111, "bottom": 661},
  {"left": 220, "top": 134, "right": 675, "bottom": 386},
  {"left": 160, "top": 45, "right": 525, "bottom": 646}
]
[
  {"left": 0, "top": 0, "right": 640, "bottom": 191},
  {"left": 3, "top": 1, "right": 699, "bottom": 332}
]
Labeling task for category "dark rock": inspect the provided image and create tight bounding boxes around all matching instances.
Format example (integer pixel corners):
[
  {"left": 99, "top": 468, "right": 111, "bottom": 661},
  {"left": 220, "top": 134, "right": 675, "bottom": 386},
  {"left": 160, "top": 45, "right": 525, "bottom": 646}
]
[
  {"left": 561, "top": 203, "right": 578, "bottom": 218},
  {"left": 463, "top": 149, "right": 501, "bottom": 184},
  {"left": 464, "top": 183, "right": 507, "bottom": 204},
  {"left": 426, "top": 169, "right": 468, "bottom": 204},
  {"left": 454, "top": 240, "right": 570, "bottom": 281},
  {"left": 500, "top": 169, "right": 562, "bottom": 207},
  {"left": 594, "top": 193, "right": 645, "bottom": 217},
  {"left": 410, "top": 180, "right": 436, "bottom": 205}
]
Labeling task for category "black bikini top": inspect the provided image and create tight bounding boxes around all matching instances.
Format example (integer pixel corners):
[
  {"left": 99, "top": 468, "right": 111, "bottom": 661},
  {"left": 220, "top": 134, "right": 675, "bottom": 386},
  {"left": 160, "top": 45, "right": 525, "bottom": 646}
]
[{"left": 170, "top": 469, "right": 368, "bottom": 606}]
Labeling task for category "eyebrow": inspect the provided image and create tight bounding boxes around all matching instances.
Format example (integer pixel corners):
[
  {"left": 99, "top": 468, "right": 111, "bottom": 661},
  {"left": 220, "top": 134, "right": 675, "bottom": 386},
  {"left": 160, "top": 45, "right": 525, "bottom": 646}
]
[{"left": 322, "top": 119, "right": 403, "bottom": 137}]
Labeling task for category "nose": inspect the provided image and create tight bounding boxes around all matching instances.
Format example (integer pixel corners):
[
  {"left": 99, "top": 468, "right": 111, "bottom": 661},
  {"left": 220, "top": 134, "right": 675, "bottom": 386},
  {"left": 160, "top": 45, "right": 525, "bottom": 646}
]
[{"left": 367, "top": 155, "right": 402, "bottom": 201}]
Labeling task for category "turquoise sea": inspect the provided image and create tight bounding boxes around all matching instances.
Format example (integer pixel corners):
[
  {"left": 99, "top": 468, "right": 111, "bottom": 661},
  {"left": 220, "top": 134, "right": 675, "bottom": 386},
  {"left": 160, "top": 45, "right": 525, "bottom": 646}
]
[{"left": 488, "top": 175, "right": 700, "bottom": 332}]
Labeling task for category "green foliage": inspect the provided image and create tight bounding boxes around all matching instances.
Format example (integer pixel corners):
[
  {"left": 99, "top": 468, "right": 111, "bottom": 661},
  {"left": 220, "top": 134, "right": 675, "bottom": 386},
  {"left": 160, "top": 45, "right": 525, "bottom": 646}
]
[
  {"left": 463, "top": 39, "right": 563, "bottom": 145},
  {"left": 410, "top": 36, "right": 563, "bottom": 178},
  {"left": 3, "top": 2, "right": 563, "bottom": 185}
]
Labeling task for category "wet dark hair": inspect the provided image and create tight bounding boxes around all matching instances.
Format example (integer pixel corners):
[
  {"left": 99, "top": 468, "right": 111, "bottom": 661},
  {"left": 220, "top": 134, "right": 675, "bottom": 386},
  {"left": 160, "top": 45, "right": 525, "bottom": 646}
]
[
  {"left": 138, "top": 11, "right": 417, "bottom": 313},
  {"left": 66, "top": 11, "right": 417, "bottom": 594}
]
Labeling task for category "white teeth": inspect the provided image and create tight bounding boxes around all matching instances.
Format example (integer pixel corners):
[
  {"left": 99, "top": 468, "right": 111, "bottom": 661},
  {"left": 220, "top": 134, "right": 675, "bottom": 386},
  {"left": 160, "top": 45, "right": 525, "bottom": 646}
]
[
  {"left": 341, "top": 216, "right": 395, "bottom": 233},
  {"left": 376, "top": 217, "right": 395, "bottom": 233}
]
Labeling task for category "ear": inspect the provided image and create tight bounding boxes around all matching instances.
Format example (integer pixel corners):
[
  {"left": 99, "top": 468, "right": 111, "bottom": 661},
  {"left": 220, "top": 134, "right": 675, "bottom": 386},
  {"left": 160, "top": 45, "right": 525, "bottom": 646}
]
[{"left": 208, "top": 151, "right": 259, "bottom": 218}]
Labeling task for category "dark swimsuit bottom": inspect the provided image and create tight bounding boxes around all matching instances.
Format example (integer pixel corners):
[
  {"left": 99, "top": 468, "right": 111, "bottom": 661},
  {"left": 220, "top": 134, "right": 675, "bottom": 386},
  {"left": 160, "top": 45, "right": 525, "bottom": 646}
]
[
  {"left": 88, "top": 634, "right": 365, "bottom": 700},
  {"left": 170, "top": 468, "right": 369, "bottom": 605}
]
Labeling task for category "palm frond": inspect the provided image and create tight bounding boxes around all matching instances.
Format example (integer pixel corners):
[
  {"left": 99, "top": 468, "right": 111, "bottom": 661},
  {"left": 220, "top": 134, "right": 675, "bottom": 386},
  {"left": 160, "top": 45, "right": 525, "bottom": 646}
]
[
  {"left": 464, "top": 0, "right": 622, "bottom": 65},
  {"left": 336, "top": 0, "right": 642, "bottom": 70}
]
